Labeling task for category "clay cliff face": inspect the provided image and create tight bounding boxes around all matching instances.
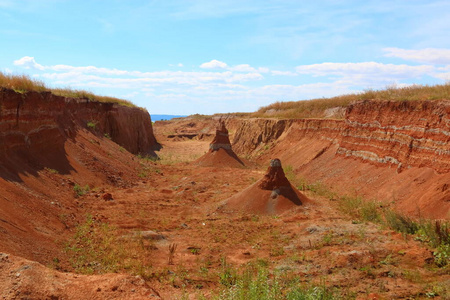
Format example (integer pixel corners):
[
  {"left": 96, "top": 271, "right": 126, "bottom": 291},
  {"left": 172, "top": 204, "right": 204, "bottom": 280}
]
[
  {"left": 230, "top": 100, "right": 450, "bottom": 219},
  {"left": 0, "top": 88, "right": 158, "bottom": 263},
  {"left": 0, "top": 88, "right": 158, "bottom": 161},
  {"left": 340, "top": 100, "right": 450, "bottom": 173}
]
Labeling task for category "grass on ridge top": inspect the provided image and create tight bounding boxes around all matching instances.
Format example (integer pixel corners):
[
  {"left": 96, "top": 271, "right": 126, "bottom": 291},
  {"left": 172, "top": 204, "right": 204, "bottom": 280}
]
[
  {"left": 0, "top": 71, "right": 139, "bottom": 109},
  {"left": 253, "top": 83, "right": 450, "bottom": 119}
]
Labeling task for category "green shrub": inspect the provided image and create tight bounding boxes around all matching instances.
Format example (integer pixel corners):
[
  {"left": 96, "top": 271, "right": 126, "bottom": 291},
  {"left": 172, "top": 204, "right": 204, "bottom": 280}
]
[
  {"left": 384, "top": 210, "right": 419, "bottom": 235},
  {"left": 434, "top": 244, "right": 450, "bottom": 267},
  {"left": 73, "top": 184, "right": 90, "bottom": 197},
  {"left": 87, "top": 121, "right": 97, "bottom": 130},
  {"left": 215, "top": 263, "right": 350, "bottom": 300}
]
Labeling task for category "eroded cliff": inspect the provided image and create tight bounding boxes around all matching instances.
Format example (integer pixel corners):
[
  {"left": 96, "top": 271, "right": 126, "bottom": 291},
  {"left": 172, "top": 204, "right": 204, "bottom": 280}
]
[
  {"left": 0, "top": 88, "right": 158, "bottom": 263},
  {"left": 229, "top": 100, "right": 450, "bottom": 219},
  {"left": 0, "top": 88, "right": 158, "bottom": 161}
]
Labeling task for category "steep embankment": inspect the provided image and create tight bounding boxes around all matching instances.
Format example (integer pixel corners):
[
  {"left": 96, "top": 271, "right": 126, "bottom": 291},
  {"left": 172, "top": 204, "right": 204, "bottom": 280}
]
[
  {"left": 0, "top": 88, "right": 158, "bottom": 263},
  {"left": 0, "top": 88, "right": 157, "bottom": 160},
  {"left": 231, "top": 100, "right": 450, "bottom": 219}
]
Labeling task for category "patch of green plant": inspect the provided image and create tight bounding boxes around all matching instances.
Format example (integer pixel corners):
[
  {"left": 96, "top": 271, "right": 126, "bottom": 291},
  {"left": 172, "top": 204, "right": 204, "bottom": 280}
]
[
  {"left": 356, "top": 206, "right": 450, "bottom": 267},
  {"left": 269, "top": 246, "right": 285, "bottom": 257},
  {"left": 138, "top": 171, "right": 148, "bottom": 178},
  {"left": 86, "top": 121, "right": 97, "bottom": 130},
  {"left": 64, "top": 215, "right": 119, "bottom": 274},
  {"left": 104, "top": 133, "right": 111, "bottom": 139},
  {"left": 434, "top": 243, "right": 450, "bottom": 267},
  {"left": 64, "top": 215, "right": 154, "bottom": 277},
  {"left": 44, "top": 167, "right": 59, "bottom": 174},
  {"left": 214, "top": 262, "right": 352, "bottom": 299},
  {"left": 338, "top": 196, "right": 382, "bottom": 223},
  {"left": 73, "top": 184, "right": 90, "bottom": 197},
  {"left": 283, "top": 165, "right": 295, "bottom": 182},
  {"left": 218, "top": 257, "right": 238, "bottom": 288},
  {"left": 137, "top": 154, "right": 159, "bottom": 162}
]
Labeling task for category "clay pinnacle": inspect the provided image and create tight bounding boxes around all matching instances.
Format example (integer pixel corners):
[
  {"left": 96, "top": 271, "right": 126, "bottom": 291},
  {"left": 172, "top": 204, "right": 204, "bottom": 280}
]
[
  {"left": 259, "top": 158, "right": 291, "bottom": 190},
  {"left": 209, "top": 121, "right": 232, "bottom": 151}
]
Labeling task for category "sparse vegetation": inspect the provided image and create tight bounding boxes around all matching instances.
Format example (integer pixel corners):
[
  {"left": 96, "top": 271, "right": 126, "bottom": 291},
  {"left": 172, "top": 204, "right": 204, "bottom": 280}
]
[
  {"left": 73, "top": 184, "right": 90, "bottom": 197},
  {"left": 64, "top": 215, "right": 154, "bottom": 278},
  {"left": 214, "top": 262, "right": 351, "bottom": 300},
  {"left": 253, "top": 83, "right": 450, "bottom": 119},
  {"left": 44, "top": 167, "right": 59, "bottom": 174},
  {"left": 299, "top": 177, "right": 450, "bottom": 268},
  {"left": 0, "top": 71, "right": 140, "bottom": 109},
  {"left": 86, "top": 121, "right": 97, "bottom": 130},
  {"left": 169, "top": 243, "right": 177, "bottom": 265},
  {"left": 0, "top": 72, "right": 47, "bottom": 93}
]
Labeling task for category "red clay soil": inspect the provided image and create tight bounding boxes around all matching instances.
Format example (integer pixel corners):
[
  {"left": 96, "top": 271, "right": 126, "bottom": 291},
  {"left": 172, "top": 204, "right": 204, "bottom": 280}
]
[
  {"left": 223, "top": 159, "right": 309, "bottom": 215},
  {"left": 230, "top": 112, "right": 450, "bottom": 219},
  {"left": 0, "top": 127, "right": 144, "bottom": 264},
  {"left": 194, "top": 121, "right": 245, "bottom": 168},
  {"left": 195, "top": 147, "right": 245, "bottom": 168}
]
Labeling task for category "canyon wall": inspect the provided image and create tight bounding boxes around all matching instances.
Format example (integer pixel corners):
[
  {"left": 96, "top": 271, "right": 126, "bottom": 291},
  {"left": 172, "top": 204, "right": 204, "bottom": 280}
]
[
  {"left": 231, "top": 100, "right": 450, "bottom": 219},
  {"left": 0, "top": 88, "right": 158, "bottom": 263},
  {"left": 339, "top": 100, "right": 450, "bottom": 173},
  {"left": 0, "top": 88, "right": 158, "bottom": 162}
]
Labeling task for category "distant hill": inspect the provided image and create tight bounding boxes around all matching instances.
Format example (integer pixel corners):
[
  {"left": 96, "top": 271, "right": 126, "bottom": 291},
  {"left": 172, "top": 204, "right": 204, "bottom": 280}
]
[{"left": 151, "top": 114, "right": 187, "bottom": 121}]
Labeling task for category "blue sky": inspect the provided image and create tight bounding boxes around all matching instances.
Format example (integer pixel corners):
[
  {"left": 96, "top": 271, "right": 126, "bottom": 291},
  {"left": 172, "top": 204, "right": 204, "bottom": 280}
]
[{"left": 1, "top": 0, "right": 450, "bottom": 115}]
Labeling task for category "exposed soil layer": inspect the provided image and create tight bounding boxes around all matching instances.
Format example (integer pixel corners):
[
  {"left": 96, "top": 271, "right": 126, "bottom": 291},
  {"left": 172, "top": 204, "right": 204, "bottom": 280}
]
[
  {"left": 224, "top": 159, "right": 309, "bottom": 215},
  {"left": 228, "top": 101, "right": 450, "bottom": 219},
  {"left": 194, "top": 121, "right": 245, "bottom": 168},
  {"left": 0, "top": 87, "right": 158, "bottom": 160},
  {"left": 156, "top": 108, "right": 450, "bottom": 218},
  {"left": 1, "top": 90, "right": 450, "bottom": 299},
  {"left": 0, "top": 89, "right": 159, "bottom": 264}
]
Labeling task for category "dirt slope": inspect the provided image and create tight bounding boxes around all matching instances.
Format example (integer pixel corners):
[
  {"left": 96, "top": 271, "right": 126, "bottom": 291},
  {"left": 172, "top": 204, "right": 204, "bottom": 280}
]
[
  {"left": 0, "top": 88, "right": 160, "bottom": 295},
  {"left": 228, "top": 100, "right": 450, "bottom": 219},
  {"left": 0, "top": 253, "right": 160, "bottom": 299},
  {"left": 1, "top": 89, "right": 450, "bottom": 299},
  {"left": 224, "top": 159, "right": 309, "bottom": 214}
]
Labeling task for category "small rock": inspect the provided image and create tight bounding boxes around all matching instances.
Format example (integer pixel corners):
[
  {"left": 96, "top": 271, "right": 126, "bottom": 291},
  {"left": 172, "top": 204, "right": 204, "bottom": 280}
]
[{"left": 102, "top": 193, "right": 113, "bottom": 201}]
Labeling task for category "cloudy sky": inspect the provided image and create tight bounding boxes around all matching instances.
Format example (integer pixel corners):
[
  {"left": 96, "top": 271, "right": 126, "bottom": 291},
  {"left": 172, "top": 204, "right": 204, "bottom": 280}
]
[{"left": 1, "top": 0, "right": 450, "bottom": 115}]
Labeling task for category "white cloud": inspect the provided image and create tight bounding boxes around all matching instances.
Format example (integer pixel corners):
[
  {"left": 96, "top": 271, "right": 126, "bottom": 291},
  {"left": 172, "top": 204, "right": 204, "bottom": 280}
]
[
  {"left": 13, "top": 56, "right": 45, "bottom": 70},
  {"left": 12, "top": 55, "right": 450, "bottom": 115},
  {"left": 295, "top": 62, "right": 434, "bottom": 81},
  {"left": 383, "top": 48, "right": 450, "bottom": 65},
  {"left": 199, "top": 59, "right": 228, "bottom": 69},
  {"left": 199, "top": 60, "right": 270, "bottom": 74},
  {"left": 271, "top": 70, "right": 297, "bottom": 76},
  {"left": 228, "top": 64, "right": 256, "bottom": 72},
  {"left": 434, "top": 72, "right": 450, "bottom": 81}
]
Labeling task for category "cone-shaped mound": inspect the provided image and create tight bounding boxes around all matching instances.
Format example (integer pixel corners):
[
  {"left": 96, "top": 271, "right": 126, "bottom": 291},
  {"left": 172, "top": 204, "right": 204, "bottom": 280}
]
[
  {"left": 195, "top": 121, "right": 245, "bottom": 168},
  {"left": 224, "top": 159, "right": 309, "bottom": 215}
]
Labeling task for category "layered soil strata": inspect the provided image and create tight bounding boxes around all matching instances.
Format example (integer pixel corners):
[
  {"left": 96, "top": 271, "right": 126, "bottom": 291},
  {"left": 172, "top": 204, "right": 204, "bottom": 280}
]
[
  {"left": 195, "top": 121, "right": 245, "bottom": 167},
  {"left": 0, "top": 88, "right": 158, "bottom": 160},
  {"left": 228, "top": 100, "right": 450, "bottom": 218}
]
